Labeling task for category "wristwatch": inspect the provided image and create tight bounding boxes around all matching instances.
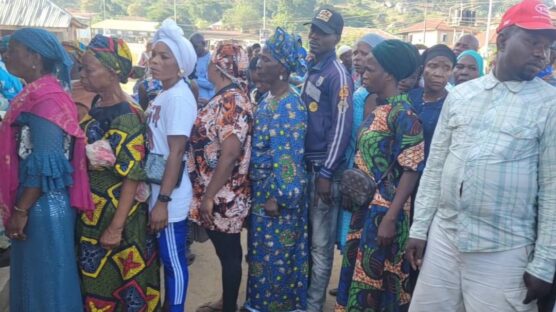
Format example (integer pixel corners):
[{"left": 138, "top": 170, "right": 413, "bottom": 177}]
[{"left": 157, "top": 194, "right": 172, "bottom": 203}]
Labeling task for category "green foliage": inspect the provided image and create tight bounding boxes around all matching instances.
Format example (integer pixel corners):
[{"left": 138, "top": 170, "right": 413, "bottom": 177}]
[
  {"left": 50, "top": 0, "right": 522, "bottom": 36},
  {"left": 222, "top": 2, "right": 260, "bottom": 31}
]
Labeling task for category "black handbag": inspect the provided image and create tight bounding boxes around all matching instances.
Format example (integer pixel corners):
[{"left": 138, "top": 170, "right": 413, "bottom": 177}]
[{"left": 339, "top": 162, "right": 395, "bottom": 210}]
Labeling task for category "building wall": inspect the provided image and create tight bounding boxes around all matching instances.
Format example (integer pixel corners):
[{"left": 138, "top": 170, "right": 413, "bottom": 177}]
[
  {"left": 405, "top": 30, "right": 455, "bottom": 48},
  {"left": 91, "top": 28, "right": 155, "bottom": 44}
]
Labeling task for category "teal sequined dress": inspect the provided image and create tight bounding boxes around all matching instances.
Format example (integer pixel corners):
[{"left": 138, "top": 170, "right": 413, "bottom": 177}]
[{"left": 10, "top": 113, "right": 83, "bottom": 312}]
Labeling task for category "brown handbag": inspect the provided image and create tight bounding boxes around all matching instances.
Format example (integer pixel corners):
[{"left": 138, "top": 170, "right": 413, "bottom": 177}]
[{"left": 340, "top": 162, "right": 395, "bottom": 210}]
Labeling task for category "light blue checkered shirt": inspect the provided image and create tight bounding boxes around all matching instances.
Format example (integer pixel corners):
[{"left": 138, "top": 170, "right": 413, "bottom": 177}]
[{"left": 410, "top": 73, "right": 556, "bottom": 282}]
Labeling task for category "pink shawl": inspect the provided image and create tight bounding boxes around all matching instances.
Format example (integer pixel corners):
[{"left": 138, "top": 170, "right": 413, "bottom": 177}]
[{"left": 0, "top": 75, "right": 94, "bottom": 225}]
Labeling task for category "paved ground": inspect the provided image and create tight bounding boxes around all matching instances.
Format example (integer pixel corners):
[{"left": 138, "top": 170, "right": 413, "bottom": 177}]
[{"left": 0, "top": 232, "right": 342, "bottom": 312}]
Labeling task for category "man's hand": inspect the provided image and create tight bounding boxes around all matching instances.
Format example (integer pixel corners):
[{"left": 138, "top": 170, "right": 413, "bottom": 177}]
[
  {"left": 316, "top": 176, "right": 332, "bottom": 205},
  {"left": 405, "top": 238, "right": 427, "bottom": 270},
  {"left": 523, "top": 272, "right": 552, "bottom": 304}
]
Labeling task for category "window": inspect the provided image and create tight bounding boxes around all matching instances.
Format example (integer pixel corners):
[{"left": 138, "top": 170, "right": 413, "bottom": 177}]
[{"left": 441, "top": 33, "right": 448, "bottom": 43}]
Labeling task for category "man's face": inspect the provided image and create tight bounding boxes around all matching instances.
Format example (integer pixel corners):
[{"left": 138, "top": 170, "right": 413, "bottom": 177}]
[
  {"left": 191, "top": 35, "right": 206, "bottom": 57},
  {"left": 453, "top": 36, "right": 478, "bottom": 56},
  {"left": 500, "top": 28, "right": 552, "bottom": 81},
  {"left": 308, "top": 25, "right": 339, "bottom": 56}
]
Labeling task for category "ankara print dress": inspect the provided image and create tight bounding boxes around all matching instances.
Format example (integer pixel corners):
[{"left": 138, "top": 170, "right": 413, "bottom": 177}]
[
  {"left": 245, "top": 91, "right": 309, "bottom": 312},
  {"left": 188, "top": 84, "right": 253, "bottom": 234},
  {"left": 77, "top": 100, "right": 160, "bottom": 312},
  {"left": 336, "top": 94, "right": 424, "bottom": 312}
]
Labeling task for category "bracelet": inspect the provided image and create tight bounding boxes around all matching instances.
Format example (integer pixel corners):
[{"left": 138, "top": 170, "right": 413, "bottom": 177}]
[{"left": 13, "top": 205, "right": 28, "bottom": 215}]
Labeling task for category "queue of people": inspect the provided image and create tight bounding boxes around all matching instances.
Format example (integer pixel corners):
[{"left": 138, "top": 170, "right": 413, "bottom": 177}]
[{"left": 2, "top": 0, "right": 556, "bottom": 311}]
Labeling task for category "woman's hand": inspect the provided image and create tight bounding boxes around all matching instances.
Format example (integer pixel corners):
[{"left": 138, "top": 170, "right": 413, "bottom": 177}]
[
  {"left": 7, "top": 211, "right": 28, "bottom": 240},
  {"left": 200, "top": 196, "right": 215, "bottom": 225},
  {"left": 264, "top": 198, "right": 279, "bottom": 217},
  {"left": 377, "top": 216, "right": 396, "bottom": 247},
  {"left": 149, "top": 202, "right": 168, "bottom": 233},
  {"left": 100, "top": 225, "right": 123, "bottom": 250}
]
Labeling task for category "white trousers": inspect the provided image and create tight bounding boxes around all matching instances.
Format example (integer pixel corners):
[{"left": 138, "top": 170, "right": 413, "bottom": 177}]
[{"left": 409, "top": 219, "right": 538, "bottom": 312}]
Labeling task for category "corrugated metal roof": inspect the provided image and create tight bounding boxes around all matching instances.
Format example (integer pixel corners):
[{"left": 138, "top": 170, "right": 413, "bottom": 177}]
[{"left": 0, "top": 0, "right": 85, "bottom": 28}]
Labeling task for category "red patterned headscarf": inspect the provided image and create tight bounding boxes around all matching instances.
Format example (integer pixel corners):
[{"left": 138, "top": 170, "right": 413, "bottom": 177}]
[{"left": 211, "top": 41, "right": 249, "bottom": 84}]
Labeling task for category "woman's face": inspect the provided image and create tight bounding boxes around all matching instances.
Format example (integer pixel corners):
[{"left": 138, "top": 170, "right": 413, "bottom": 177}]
[
  {"left": 80, "top": 52, "right": 116, "bottom": 93},
  {"left": 362, "top": 53, "right": 388, "bottom": 94},
  {"left": 150, "top": 42, "right": 179, "bottom": 82},
  {"left": 4, "top": 40, "right": 36, "bottom": 81},
  {"left": 207, "top": 62, "right": 221, "bottom": 85},
  {"left": 398, "top": 67, "right": 422, "bottom": 93},
  {"left": 353, "top": 42, "right": 372, "bottom": 75},
  {"left": 423, "top": 55, "right": 453, "bottom": 93},
  {"left": 256, "top": 47, "right": 285, "bottom": 84},
  {"left": 453, "top": 55, "right": 480, "bottom": 85}
]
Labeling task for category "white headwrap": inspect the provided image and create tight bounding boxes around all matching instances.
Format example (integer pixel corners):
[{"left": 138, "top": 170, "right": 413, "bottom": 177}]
[
  {"left": 153, "top": 19, "right": 197, "bottom": 77},
  {"left": 337, "top": 45, "right": 352, "bottom": 57}
]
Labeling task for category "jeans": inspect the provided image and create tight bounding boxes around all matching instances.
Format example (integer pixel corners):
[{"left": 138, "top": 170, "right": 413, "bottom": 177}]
[
  {"left": 307, "top": 172, "right": 341, "bottom": 312},
  {"left": 207, "top": 230, "right": 243, "bottom": 312}
]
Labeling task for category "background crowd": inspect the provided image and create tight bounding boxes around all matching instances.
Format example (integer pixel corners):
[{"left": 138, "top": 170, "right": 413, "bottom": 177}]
[{"left": 1, "top": 0, "right": 556, "bottom": 311}]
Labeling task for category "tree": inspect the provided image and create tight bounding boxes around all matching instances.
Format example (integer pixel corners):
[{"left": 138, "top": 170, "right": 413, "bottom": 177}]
[
  {"left": 268, "top": 0, "right": 317, "bottom": 32},
  {"left": 222, "top": 3, "right": 260, "bottom": 31}
]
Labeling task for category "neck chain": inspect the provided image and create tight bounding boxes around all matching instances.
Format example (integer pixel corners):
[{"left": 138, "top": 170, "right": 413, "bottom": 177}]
[{"left": 422, "top": 91, "right": 446, "bottom": 103}]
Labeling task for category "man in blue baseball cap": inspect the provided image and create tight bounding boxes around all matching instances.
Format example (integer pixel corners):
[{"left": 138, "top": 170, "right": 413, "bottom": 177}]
[{"left": 301, "top": 7, "right": 354, "bottom": 312}]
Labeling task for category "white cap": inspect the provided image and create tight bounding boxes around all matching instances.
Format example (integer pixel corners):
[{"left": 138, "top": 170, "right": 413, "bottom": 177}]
[{"left": 337, "top": 45, "right": 352, "bottom": 57}]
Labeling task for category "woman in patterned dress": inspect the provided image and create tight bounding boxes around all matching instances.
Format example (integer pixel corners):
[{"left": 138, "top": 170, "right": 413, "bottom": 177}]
[
  {"left": 335, "top": 40, "right": 425, "bottom": 312},
  {"left": 244, "top": 27, "right": 309, "bottom": 312},
  {"left": 0, "top": 28, "right": 94, "bottom": 312},
  {"left": 77, "top": 35, "right": 160, "bottom": 312},
  {"left": 189, "top": 41, "right": 252, "bottom": 312}
]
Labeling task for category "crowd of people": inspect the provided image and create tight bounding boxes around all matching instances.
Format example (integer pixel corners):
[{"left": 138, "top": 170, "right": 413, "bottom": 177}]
[{"left": 1, "top": 0, "right": 556, "bottom": 311}]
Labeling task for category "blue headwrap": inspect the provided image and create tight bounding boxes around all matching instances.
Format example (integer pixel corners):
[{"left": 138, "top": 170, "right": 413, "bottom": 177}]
[
  {"left": 265, "top": 27, "right": 307, "bottom": 77},
  {"left": 357, "top": 33, "right": 385, "bottom": 49},
  {"left": 457, "top": 50, "right": 484, "bottom": 77},
  {"left": 11, "top": 28, "right": 73, "bottom": 89},
  {"left": 537, "top": 64, "right": 553, "bottom": 79}
]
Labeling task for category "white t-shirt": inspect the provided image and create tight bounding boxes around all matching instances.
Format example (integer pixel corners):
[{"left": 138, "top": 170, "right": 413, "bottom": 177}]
[{"left": 146, "top": 79, "right": 197, "bottom": 222}]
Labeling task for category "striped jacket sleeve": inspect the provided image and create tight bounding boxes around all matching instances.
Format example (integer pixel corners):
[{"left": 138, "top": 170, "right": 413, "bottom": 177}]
[{"left": 320, "top": 60, "right": 354, "bottom": 179}]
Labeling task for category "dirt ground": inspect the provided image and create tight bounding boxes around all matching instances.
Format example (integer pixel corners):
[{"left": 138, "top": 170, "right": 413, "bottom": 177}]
[
  {"left": 0, "top": 231, "right": 341, "bottom": 312},
  {"left": 186, "top": 232, "right": 342, "bottom": 312}
]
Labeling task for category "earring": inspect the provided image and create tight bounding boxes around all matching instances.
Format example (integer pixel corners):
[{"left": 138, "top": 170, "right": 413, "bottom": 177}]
[
  {"left": 279, "top": 74, "right": 284, "bottom": 81},
  {"left": 179, "top": 68, "right": 185, "bottom": 77}
]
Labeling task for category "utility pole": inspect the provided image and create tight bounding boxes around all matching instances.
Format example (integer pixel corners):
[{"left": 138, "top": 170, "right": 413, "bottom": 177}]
[
  {"left": 174, "top": 0, "right": 177, "bottom": 21},
  {"left": 102, "top": 0, "right": 106, "bottom": 35},
  {"left": 263, "top": 0, "right": 267, "bottom": 31},
  {"left": 423, "top": 0, "right": 428, "bottom": 46},
  {"left": 484, "top": 0, "right": 493, "bottom": 58}
]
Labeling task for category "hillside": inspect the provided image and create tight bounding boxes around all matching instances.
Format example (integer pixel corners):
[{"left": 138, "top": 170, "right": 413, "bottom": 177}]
[{"left": 52, "top": 0, "right": 524, "bottom": 34}]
